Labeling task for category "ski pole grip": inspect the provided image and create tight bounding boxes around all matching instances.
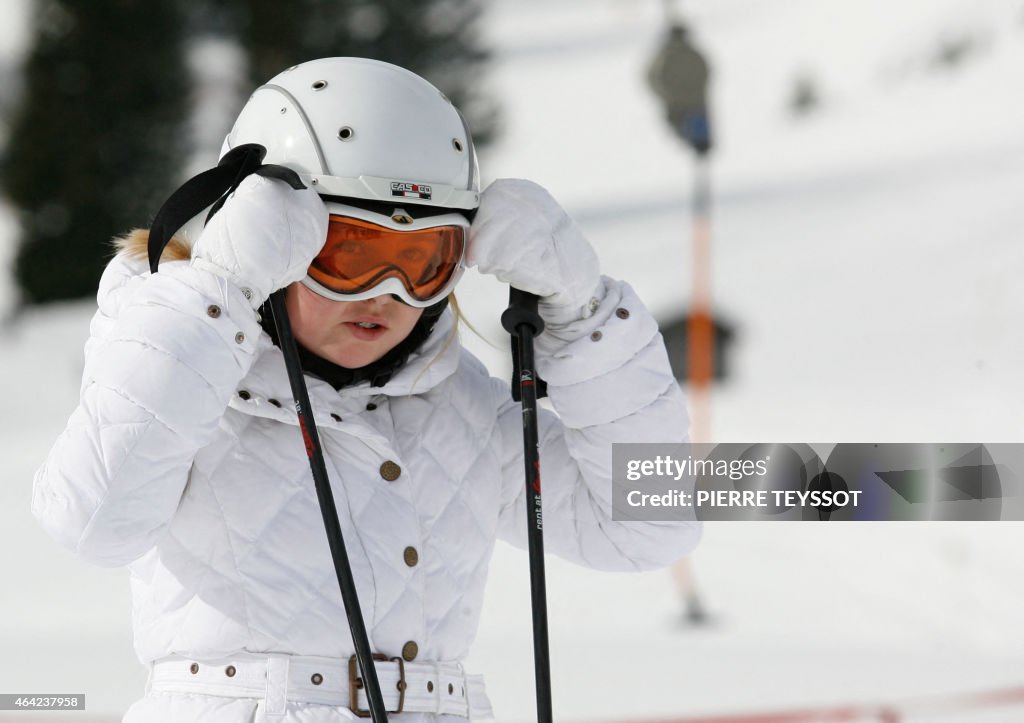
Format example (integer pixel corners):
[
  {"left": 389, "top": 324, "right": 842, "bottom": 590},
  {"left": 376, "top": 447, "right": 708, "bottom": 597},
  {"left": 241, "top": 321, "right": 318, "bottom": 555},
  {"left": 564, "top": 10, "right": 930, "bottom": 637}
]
[{"left": 501, "top": 287, "right": 545, "bottom": 336}]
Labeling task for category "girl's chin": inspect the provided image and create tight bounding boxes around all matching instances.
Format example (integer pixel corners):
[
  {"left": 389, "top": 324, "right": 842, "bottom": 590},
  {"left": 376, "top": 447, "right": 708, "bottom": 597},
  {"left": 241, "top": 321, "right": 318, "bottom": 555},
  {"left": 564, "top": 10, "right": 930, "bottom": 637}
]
[{"left": 319, "top": 343, "right": 388, "bottom": 369}]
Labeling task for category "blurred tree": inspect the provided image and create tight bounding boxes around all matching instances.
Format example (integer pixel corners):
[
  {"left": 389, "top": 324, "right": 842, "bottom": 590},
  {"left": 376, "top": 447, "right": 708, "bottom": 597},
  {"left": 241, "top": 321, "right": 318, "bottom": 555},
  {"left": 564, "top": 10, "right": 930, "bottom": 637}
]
[
  {"left": 2, "top": 0, "right": 189, "bottom": 305},
  {"left": 228, "top": 0, "right": 497, "bottom": 144},
  {"left": 2, "top": 0, "right": 495, "bottom": 306}
]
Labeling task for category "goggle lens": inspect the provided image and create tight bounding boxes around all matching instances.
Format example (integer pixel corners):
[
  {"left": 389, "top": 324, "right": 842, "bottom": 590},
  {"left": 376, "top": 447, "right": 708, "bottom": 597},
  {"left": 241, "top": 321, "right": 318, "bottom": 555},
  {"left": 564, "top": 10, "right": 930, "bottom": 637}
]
[{"left": 308, "top": 215, "right": 465, "bottom": 302}]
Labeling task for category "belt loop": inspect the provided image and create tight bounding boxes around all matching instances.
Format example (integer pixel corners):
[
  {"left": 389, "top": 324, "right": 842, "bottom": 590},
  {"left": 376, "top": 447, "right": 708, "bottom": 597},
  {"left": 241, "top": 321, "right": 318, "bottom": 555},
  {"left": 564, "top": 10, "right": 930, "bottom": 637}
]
[{"left": 265, "top": 654, "right": 290, "bottom": 719}]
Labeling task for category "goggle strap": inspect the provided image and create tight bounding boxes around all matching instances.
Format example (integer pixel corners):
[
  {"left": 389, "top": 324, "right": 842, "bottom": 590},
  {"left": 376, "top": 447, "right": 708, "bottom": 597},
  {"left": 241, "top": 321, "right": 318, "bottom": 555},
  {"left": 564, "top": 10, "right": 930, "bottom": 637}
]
[{"left": 148, "top": 143, "right": 306, "bottom": 273}]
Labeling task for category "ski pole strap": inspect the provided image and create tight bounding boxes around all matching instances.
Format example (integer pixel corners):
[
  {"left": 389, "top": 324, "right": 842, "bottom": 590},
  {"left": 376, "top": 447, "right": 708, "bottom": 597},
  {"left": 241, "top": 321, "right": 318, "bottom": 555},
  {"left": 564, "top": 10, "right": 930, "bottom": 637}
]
[
  {"left": 500, "top": 288, "right": 548, "bottom": 401},
  {"left": 147, "top": 143, "right": 306, "bottom": 273}
]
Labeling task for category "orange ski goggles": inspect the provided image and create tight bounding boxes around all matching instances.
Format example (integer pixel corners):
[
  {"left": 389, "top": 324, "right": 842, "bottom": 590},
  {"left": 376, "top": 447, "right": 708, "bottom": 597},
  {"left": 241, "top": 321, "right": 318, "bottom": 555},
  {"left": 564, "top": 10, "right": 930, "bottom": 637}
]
[{"left": 304, "top": 212, "right": 468, "bottom": 307}]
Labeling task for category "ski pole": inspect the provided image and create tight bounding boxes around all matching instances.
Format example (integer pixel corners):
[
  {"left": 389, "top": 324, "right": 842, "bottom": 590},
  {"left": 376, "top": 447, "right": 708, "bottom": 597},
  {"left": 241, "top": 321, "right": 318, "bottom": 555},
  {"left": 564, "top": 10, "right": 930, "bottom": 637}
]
[
  {"left": 500, "top": 288, "right": 553, "bottom": 723},
  {"left": 268, "top": 289, "right": 389, "bottom": 723}
]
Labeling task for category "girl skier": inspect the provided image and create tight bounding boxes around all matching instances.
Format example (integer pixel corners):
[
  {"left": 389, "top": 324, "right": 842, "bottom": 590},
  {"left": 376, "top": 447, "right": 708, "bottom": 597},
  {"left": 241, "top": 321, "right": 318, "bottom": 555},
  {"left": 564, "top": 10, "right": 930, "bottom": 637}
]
[{"left": 32, "top": 57, "right": 698, "bottom": 722}]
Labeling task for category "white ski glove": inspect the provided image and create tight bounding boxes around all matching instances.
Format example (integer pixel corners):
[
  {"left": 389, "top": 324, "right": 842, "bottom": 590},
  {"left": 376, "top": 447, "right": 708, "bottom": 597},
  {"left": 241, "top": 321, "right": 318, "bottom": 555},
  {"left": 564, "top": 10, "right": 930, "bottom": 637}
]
[
  {"left": 191, "top": 174, "right": 329, "bottom": 308},
  {"left": 468, "top": 179, "right": 604, "bottom": 328}
]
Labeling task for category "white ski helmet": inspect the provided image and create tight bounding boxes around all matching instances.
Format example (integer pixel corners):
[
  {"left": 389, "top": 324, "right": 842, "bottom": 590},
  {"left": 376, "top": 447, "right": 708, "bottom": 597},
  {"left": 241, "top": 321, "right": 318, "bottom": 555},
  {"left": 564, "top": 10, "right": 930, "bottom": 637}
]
[{"left": 222, "top": 57, "right": 479, "bottom": 211}]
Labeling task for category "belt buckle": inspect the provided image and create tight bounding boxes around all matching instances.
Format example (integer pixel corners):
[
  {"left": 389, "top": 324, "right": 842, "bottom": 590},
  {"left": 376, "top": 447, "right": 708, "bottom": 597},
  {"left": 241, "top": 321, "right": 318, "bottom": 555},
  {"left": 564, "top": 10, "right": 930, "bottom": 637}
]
[{"left": 348, "top": 654, "right": 406, "bottom": 718}]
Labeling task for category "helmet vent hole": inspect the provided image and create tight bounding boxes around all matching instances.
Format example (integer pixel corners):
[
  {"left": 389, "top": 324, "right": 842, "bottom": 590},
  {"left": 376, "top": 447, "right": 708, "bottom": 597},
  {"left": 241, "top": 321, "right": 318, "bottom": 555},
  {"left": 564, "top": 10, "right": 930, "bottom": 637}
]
[
  {"left": 338, "top": 126, "right": 355, "bottom": 141},
  {"left": 452, "top": 138, "right": 464, "bottom": 152},
  {"left": 312, "top": 80, "right": 328, "bottom": 91}
]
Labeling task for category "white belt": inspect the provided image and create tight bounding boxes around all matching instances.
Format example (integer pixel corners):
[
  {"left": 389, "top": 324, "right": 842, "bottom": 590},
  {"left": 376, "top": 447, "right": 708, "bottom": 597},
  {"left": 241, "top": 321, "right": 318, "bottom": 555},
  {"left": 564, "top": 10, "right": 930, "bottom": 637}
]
[{"left": 148, "top": 652, "right": 493, "bottom": 720}]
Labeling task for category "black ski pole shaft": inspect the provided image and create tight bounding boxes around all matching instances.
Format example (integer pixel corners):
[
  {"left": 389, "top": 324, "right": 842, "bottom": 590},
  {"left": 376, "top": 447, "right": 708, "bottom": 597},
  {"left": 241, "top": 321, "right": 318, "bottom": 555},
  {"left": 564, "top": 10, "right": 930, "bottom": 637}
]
[
  {"left": 268, "top": 289, "right": 389, "bottom": 723},
  {"left": 500, "top": 288, "right": 553, "bottom": 723}
]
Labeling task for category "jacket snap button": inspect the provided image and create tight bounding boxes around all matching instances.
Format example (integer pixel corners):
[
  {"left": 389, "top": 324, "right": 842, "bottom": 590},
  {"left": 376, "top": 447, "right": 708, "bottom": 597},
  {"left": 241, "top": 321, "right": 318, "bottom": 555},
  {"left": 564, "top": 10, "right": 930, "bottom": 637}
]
[
  {"left": 268, "top": 398, "right": 281, "bottom": 408},
  {"left": 225, "top": 665, "right": 236, "bottom": 677},
  {"left": 190, "top": 663, "right": 199, "bottom": 674},
  {"left": 403, "top": 546, "right": 418, "bottom": 567},
  {"left": 402, "top": 641, "right": 418, "bottom": 661},
  {"left": 234, "top": 332, "right": 246, "bottom": 344},
  {"left": 238, "top": 390, "right": 252, "bottom": 401},
  {"left": 448, "top": 683, "right": 454, "bottom": 695},
  {"left": 311, "top": 673, "right": 323, "bottom": 686},
  {"left": 590, "top": 331, "right": 603, "bottom": 342},
  {"left": 615, "top": 307, "right": 630, "bottom": 319},
  {"left": 427, "top": 681, "right": 434, "bottom": 693},
  {"left": 366, "top": 402, "right": 378, "bottom": 411},
  {"left": 380, "top": 461, "right": 401, "bottom": 481},
  {"left": 330, "top": 413, "right": 342, "bottom": 422},
  {"left": 206, "top": 305, "right": 221, "bottom": 319}
]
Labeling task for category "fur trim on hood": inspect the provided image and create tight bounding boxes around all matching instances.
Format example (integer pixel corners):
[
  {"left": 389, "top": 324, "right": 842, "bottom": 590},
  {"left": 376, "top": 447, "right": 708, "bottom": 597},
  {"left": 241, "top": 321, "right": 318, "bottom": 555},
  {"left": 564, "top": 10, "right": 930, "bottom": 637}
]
[{"left": 113, "top": 229, "right": 190, "bottom": 265}]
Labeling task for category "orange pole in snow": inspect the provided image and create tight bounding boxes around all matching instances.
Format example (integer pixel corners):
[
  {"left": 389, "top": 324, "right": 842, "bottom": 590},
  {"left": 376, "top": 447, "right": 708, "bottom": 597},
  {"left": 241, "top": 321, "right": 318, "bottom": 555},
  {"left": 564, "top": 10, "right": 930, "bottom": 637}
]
[{"left": 687, "top": 158, "right": 713, "bottom": 443}]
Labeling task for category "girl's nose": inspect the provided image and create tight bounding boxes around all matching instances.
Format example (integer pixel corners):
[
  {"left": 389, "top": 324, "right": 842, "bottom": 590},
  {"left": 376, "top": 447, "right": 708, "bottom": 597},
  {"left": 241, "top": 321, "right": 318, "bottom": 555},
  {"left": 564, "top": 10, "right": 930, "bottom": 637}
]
[
  {"left": 374, "top": 294, "right": 406, "bottom": 307},
  {"left": 360, "top": 294, "right": 392, "bottom": 308}
]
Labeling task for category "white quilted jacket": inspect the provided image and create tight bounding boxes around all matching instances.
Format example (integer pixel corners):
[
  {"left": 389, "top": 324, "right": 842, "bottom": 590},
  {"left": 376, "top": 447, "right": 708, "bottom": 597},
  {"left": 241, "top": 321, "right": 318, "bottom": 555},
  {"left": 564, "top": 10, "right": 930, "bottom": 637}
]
[{"left": 33, "top": 248, "right": 699, "bottom": 722}]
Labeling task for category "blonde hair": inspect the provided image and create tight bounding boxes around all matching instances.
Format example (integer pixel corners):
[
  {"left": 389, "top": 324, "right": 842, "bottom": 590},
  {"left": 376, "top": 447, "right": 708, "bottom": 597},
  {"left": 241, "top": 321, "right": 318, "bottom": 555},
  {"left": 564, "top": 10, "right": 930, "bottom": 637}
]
[
  {"left": 411, "top": 292, "right": 504, "bottom": 390},
  {"left": 410, "top": 293, "right": 464, "bottom": 390},
  {"left": 112, "top": 227, "right": 192, "bottom": 264}
]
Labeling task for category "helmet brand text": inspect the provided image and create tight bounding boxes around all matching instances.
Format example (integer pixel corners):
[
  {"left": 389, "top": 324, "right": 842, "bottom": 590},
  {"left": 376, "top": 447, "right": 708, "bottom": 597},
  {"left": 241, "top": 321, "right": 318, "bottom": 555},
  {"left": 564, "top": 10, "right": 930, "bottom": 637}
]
[{"left": 390, "top": 181, "right": 432, "bottom": 200}]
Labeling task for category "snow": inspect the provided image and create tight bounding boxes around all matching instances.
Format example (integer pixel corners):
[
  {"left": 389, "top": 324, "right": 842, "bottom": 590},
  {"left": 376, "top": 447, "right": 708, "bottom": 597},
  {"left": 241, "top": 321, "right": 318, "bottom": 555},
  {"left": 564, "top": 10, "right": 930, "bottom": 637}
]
[{"left": 2, "top": 0, "right": 1024, "bottom": 720}]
